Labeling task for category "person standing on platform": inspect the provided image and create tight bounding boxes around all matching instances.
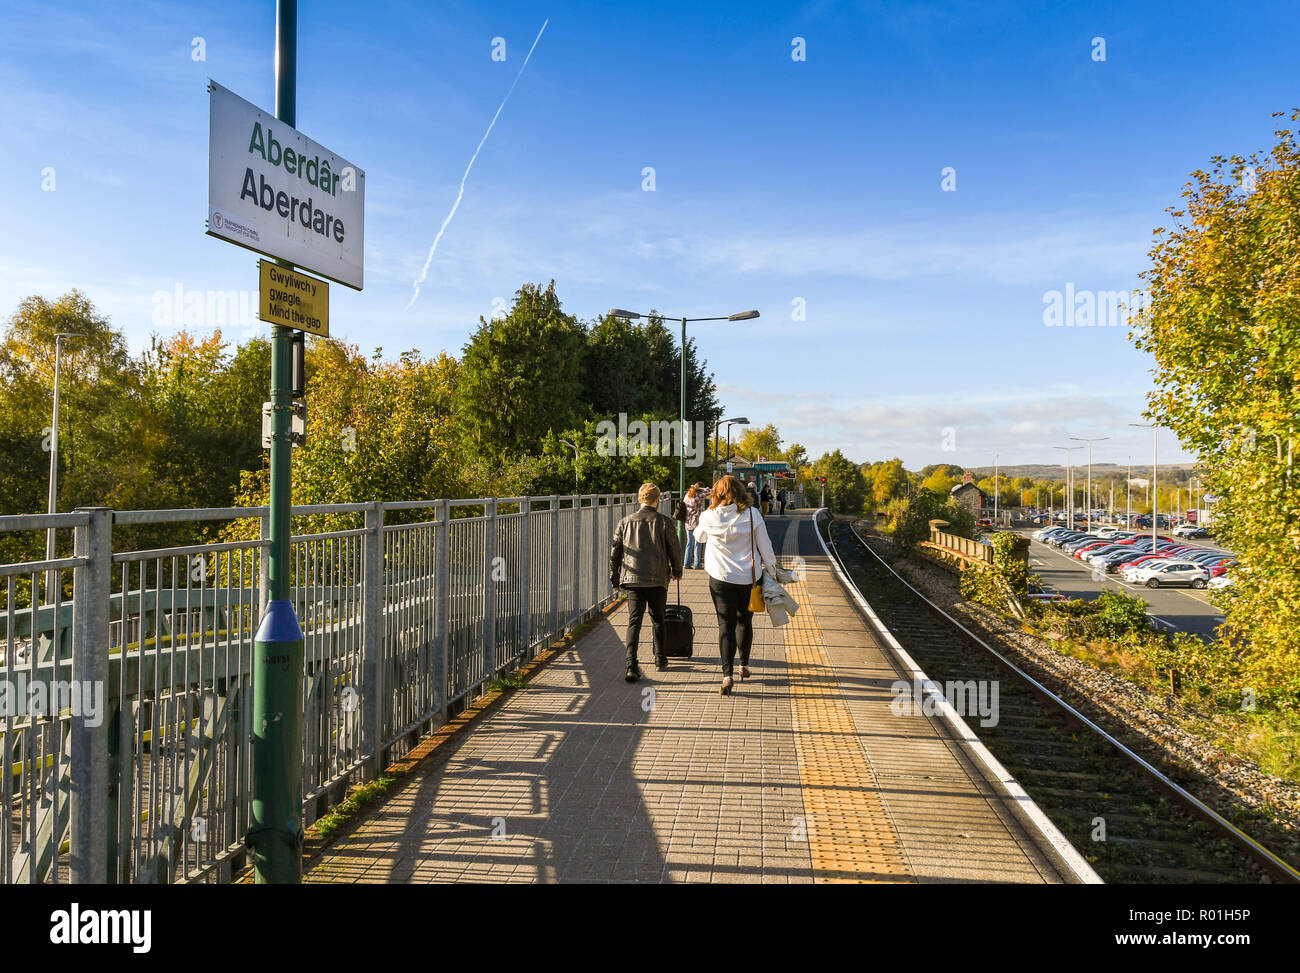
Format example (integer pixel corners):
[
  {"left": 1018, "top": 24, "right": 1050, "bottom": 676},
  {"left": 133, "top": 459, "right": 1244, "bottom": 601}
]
[
  {"left": 694, "top": 475, "right": 778, "bottom": 696},
  {"left": 777, "top": 486, "right": 787, "bottom": 516},
  {"left": 609, "top": 482, "right": 683, "bottom": 681},
  {"left": 684, "top": 482, "right": 711, "bottom": 568},
  {"left": 760, "top": 482, "right": 773, "bottom": 517}
]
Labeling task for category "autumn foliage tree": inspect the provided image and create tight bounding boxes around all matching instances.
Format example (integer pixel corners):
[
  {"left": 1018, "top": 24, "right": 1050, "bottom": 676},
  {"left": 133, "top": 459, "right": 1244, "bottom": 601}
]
[{"left": 1133, "top": 111, "right": 1300, "bottom": 706}]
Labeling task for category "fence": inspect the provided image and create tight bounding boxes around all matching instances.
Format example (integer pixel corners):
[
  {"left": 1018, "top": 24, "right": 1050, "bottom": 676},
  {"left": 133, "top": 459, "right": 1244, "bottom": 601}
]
[
  {"left": 0, "top": 493, "right": 641, "bottom": 884},
  {"left": 928, "top": 524, "right": 995, "bottom": 565}
]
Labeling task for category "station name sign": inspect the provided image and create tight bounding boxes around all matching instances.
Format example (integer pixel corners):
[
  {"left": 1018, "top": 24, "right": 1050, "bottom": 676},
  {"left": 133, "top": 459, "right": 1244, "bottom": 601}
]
[
  {"left": 259, "top": 260, "right": 329, "bottom": 337},
  {"left": 207, "top": 81, "right": 364, "bottom": 289}
]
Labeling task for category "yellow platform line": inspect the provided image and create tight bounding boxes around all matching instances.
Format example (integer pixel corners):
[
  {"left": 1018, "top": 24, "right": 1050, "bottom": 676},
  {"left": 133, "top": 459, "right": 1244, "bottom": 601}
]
[{"left": 782, "top": 569, "right": 914, "bottom": 884}]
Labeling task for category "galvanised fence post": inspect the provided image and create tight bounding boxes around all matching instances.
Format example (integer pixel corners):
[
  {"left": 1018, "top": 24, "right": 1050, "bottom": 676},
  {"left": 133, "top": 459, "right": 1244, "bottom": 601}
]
[
  {"left": 259, "top": 512, "right": 271, "bottom": 617},
  {"left": 549, "top": 496, "right": 560, "bottom": 642},
  {"left": 361, "top": 501, "right": 384, "bottom": 774},
  {"left": 519, "top": 497, "right": 531, "bottom": 660},
  {"left": 483, "top": 498, "right": 497, "bottom": 681},
  {"left": 595, "top": 502, "right": 603, "bottom": 608},
  {"left": 571, "top": 495, "right": 581, "bottom": 628},
  {"left": 70, "top": 506, "right": 111, "bottom": 884},
  {"left": 434, "top": 498, "right": 450, "bottom": 721}
]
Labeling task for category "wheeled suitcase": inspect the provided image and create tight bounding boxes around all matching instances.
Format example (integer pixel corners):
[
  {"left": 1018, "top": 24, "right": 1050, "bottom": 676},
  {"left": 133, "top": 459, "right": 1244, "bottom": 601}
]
[{"left": 661, "top": 578, "right": 694, "bottom": 658}]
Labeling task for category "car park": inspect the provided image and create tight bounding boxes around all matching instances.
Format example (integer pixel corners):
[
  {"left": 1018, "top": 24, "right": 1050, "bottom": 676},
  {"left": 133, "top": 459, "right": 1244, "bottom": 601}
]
[{"left": 1120, "top": 560, "right": 1210, "bottom": 589}]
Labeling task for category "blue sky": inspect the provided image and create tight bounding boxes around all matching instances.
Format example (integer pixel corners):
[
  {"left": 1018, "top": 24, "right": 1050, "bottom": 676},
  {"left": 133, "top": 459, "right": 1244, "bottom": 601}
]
[{"left": 2, "top": 0, "right": 1296, "bottom": 471}]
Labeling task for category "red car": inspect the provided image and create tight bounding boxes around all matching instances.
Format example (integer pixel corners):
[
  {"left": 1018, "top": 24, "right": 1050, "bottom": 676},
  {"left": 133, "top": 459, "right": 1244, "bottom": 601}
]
[
  {"left": 1209, "top": 558, "right": 1236, "bottom": 578},
  {"left": 1115, "top": 553, "right": 1169, "bottom": 573},
  {"left": 1072, "top": 541, "right": 1114, "bottom": 557}
]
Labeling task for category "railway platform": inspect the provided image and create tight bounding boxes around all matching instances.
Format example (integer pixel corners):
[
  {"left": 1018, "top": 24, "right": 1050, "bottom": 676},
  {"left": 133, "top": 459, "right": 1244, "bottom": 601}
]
[{"left": 305, "top": 510, "right": 1095, "bottom": 884}]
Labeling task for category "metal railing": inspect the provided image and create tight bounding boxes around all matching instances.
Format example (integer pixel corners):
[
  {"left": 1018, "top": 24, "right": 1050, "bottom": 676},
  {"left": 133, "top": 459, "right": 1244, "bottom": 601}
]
[{"left": 0, "top": 492, "right": 641, "bottom": 884}]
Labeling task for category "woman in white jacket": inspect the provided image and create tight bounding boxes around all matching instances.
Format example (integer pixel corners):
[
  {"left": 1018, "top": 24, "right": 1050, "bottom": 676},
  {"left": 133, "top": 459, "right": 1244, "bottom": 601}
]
[{"left": 693, "top": 475, "right": 778, "bottom": 695}]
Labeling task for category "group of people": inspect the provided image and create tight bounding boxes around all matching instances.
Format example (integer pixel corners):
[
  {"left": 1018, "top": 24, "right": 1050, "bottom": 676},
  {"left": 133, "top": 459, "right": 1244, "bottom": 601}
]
[{"left": 608, "top": 475, "right": 780, "bottom": 696}]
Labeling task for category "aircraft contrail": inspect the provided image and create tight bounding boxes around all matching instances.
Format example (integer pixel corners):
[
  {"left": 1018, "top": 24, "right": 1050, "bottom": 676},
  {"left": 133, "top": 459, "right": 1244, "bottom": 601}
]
[{"left": 406, "top": 19, "right": 549, "bottom": 310}]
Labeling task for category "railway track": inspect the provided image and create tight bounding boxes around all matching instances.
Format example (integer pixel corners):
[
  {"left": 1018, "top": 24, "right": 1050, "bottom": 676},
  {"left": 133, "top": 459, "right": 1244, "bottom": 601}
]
[{"left": 821, "top": 513, "right": 1299, "bottom": 885}]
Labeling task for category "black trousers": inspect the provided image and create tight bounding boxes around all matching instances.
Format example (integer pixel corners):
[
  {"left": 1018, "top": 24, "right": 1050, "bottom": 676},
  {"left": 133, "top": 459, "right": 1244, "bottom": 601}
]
[
  {"left": 624, "top": 585, "right": 668, "bottom": 665},
  {"left": 708, "top": 577, "right": 755, "bottom": 678}
]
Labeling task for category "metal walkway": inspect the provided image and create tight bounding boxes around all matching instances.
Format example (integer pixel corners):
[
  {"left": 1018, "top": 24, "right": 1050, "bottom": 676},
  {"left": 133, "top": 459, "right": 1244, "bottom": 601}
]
[{"left": 305, "top": 511, "right": 1083, "bottom": 884}]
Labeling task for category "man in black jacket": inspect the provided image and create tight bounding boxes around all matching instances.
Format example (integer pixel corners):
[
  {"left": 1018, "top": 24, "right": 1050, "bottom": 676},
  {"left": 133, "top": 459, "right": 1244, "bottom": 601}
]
[{"left": 610, "top": 482, "right": 683, "bottom": 681}]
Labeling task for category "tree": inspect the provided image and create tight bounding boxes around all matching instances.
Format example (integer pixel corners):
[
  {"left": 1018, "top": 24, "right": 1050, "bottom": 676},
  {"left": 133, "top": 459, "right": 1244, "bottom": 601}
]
[
  {"left": 138, "top": 330, "right": 268, "bottom": 513},
  {"left": 813, "top": 449, "right": 866, "bottom": 513},
  {"left": 641, "top": 316, "right": 722, "bottom": 431},
  {"left": 581, "top": 314, "right": 658, "bottom": 418},
  {"left": 871, "top": 457, "right": 908, "bottom": 509},
  {"left": 1132, "top": 111, "right": 1300, "bottom": 704},
  {"left": 0, "top": 290, "right": 150, "bottom": 519},
  {"left": 735, "top": 423, "right": 783, "bottom": 461},
  {"left": 455, "top": 281, "right": 586, "bottom": 459},
  {"left": 921, "top": 469, "right": 958, "bottom": 495}
]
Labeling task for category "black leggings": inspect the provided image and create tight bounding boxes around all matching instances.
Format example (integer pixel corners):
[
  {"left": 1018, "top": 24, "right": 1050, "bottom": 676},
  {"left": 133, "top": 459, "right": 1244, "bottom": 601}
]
[{"left": 708, "top": 577, "right": 755, "bottom": 678}]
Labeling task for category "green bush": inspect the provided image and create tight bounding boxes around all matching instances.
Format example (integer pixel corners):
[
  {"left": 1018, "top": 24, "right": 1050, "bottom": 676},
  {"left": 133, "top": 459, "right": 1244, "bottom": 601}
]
[{"left": 1091, "top": 588, "right": 1152, "bottom": 638}]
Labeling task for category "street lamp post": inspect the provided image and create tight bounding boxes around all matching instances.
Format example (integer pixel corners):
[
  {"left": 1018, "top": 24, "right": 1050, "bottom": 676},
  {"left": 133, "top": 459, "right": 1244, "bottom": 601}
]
[
  {"left": 1126, "top": 456, "right": 1132, "bottom": 527},
  {"left": 610, "top": 308, "right": 759, "bottom": 545},
  {"left": 993, "top": 454, "right": 999, "bottom": 524},
  {"left": 560, "top": 438, "right": 579, "bottom": 494},
  {"left": 1130, "top": 422, "right": 1158, "bottom": 548},
  {"left": 1070, "top": 436, "right": 1110, "bottom": 533},
  {"left": 1053, "top": 445, "right": 1081, "bottom": 527},
  {"left": 44, "top": 332, "right": 78, "bottom": 602},
  {"left": 714, "top": 416, "right": 749, "bottom": 482}
]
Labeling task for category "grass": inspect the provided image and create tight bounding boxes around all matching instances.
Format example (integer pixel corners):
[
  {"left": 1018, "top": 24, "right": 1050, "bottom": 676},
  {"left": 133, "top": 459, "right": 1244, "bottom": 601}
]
[
  {"left": 313, "top": 773, "right": 400, "bottom": 839},
  {"left": 487, "top": 672, "right": 528, "bottom": 693}
]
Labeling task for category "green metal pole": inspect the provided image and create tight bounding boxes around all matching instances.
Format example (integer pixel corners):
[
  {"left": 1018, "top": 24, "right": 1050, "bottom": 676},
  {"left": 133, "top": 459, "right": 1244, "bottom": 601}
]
[
  {"left": 679, "top": 316, "right": 687, "bottom": 546},
  {"left": 250, "top": 0, "right": 304, "bottom": 884}
]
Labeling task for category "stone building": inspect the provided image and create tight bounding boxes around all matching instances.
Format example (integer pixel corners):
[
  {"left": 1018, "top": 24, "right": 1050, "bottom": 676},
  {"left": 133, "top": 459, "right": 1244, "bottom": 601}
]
[{"left": 948, "top": 471, "right": 988, "bottom": 517}]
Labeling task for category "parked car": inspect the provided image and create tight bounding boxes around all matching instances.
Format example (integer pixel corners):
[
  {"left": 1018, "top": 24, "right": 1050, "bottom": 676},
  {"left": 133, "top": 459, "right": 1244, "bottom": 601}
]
[
  {"left": 1099, "top": 549, "right": 1147, "bottom": 572},
  {"left": 1120, "top": 560, "right": 1210, "bottom": 589},
  {"left": 975, "top": 518, "right": 995, "bottom": 530},
  {"left": 1072, "top": 540, "right": 1120, "bottom": 558},
  {"left": 1027, "top": 581, "right": 1068, "bottom": 602},
  {"left": 1064, "top": 538, "right": 1109, "bottom": 554},
  {"left": 1208, "top": 558, "right": 1236, "bottom": 578},
  {"left": 1172, "top": 524, "right": 1210, "bottom": 539},
  {"left": 1114, "top": 553, "right": 1171, "bottom": 574},
  {"left": 1082, "top": 544, "right": 1133, "bottom": 564},
  {"left": 1207, "top": 573, "right": 1234, "bottom": 590}
]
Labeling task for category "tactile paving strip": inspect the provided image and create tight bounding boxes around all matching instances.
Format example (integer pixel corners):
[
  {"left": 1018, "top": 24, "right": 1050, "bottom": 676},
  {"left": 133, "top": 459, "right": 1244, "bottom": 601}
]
[{"left": 782, "top": 567, "right": 914, "bottom": 883}]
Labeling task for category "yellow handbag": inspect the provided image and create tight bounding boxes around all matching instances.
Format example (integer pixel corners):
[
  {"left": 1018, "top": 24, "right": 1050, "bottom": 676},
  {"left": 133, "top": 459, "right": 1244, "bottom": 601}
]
[{"left": 748, "top": 508, "right": 766, "bottom": 612}]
